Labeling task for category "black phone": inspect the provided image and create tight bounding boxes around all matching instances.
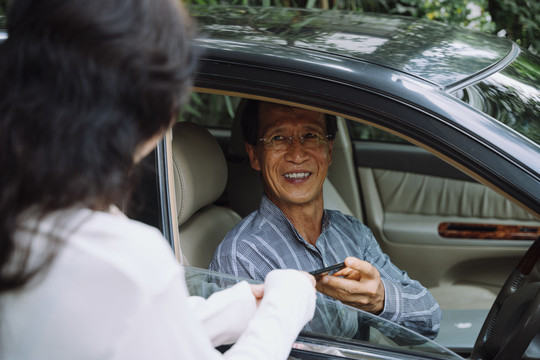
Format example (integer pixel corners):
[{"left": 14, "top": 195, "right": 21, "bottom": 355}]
[{"left": 309, "top": 262, "right": 346, "bottom": 276}]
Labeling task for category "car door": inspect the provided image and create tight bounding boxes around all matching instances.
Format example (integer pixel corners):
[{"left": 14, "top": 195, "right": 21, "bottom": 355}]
[{"left": 344, "top": 120, "right": 540, "bottom": 350}]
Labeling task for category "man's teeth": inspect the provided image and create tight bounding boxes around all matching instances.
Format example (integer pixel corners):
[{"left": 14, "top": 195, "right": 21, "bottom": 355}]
[{"left": 284, "top": 172, "right": 310, "bottom": 179}]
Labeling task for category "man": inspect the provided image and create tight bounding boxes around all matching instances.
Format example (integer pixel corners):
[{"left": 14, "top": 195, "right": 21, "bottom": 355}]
[{"left": 210, "top": 100, "right": 441, "bottom": 339}]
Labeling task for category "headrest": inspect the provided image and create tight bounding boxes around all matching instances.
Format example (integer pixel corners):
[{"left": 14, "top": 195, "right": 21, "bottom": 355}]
[
  {"left": 230, "top": 98, "right": 249, "bottom": 158},
  {"left": 172, "top": 122, "right": 228, "bottom": 225}
]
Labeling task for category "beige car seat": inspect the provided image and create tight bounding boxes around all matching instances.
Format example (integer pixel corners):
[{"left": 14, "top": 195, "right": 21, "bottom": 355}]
[{"left": 172, "top": 122, "right": 241, "bottom": 268}]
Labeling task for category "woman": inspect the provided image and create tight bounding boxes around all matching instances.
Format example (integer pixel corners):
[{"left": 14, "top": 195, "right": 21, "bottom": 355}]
[{"left": 0, "top": 0, "right": 316, "bottom": 359}]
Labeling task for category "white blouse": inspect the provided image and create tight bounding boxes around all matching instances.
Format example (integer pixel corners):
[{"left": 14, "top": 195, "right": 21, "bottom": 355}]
[{"left": 0, "top": 208, "right": 315, "bottom": 359}]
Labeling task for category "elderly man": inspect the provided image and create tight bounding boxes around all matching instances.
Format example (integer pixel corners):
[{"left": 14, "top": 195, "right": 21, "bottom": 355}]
[{"left": 210, "top": 100, "right": 441, "bottom": 339}]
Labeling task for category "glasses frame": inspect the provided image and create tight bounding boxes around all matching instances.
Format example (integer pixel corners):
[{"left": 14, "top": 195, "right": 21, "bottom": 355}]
[{"left": 258, "top": 133, "right": 334, "bottom": 149}]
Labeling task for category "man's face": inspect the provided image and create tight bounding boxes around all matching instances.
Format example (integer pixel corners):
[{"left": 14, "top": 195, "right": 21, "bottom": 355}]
[{"left": 246, "top": 103, "right": 333, "bottom": 209}]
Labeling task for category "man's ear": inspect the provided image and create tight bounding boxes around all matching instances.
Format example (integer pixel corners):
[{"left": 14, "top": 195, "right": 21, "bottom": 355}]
[{"left": 245, "top": 143, "right": 261, "bottom": 171}]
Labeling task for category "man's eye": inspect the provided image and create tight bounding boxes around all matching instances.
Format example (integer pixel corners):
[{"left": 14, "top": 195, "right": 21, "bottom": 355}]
[
  {"left": 272, "top": 135, "right": 287, "bottom": 142},
  {"left": 304, "top": 133, "right": 320, "bottom": 139}
]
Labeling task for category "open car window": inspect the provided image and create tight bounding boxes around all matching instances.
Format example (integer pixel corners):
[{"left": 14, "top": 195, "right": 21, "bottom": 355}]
[
  {"left": 175, "top": 92, "right": 539, "bottom": 357},
  {"left": 184, "top": 267, "right": 461, "bottom": 359}
]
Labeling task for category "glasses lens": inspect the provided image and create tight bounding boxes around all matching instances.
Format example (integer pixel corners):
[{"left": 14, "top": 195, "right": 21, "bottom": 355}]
[
  {"left": 262, "top": 133, "right": 327, "bottom": 149},
  {"left": 272, "top": 137, "right": 289, "bottom": 150},
  {"left": 302, "top": 133, "right": 326, "bottom": 147}
]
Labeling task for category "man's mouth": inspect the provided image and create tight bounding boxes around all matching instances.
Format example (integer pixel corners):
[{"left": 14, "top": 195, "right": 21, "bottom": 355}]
[{"left": 284, "top": 172, "right": 311, "bottom": 179}]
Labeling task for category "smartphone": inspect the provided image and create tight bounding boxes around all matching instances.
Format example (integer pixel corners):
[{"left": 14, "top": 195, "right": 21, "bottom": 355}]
[{"left": 309, "top": 262, "right": 346, "bottom": 276}]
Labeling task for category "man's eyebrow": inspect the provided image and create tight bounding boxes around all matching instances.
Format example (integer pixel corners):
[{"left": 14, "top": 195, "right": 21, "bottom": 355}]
[{"left": 302, "top": 124, "right": 325, "bottom": 132}]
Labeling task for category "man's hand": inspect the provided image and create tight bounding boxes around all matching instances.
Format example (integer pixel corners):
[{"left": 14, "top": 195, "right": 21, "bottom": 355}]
[{"left": 315, "top": 257, "right": 385, "bottom": 314}]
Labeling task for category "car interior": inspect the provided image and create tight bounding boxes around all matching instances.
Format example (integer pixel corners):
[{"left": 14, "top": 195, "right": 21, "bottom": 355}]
[{"left": 165, "top": 92, "right": 540, "bottom": 356}]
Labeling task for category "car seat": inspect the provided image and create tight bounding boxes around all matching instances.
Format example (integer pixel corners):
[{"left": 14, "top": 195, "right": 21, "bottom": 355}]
[{"left": 171, "top": 122, "right": 242, "bottom": 268}]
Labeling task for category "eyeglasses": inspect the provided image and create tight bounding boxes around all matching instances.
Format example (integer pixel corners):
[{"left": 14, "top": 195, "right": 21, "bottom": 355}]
[{"left": 258, "top": 133, "right": 333, "bottom": 150}]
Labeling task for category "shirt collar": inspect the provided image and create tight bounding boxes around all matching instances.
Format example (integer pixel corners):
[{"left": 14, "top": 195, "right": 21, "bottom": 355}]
[{"left": 259, "top": 195, "right": 332, "bottom": 238}]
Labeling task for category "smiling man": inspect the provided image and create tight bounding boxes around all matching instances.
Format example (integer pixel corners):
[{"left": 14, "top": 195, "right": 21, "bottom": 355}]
[{"left": 209, "top": 100, "right": 441, "bottom": 339}]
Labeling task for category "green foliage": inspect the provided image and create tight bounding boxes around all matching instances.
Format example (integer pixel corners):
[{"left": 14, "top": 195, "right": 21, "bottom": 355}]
[
  {"left": 0, "top": 0, "right": 6, "bottom": 27},
  {"left": 391, "top": 0, "right": 491, "bottom": 30},
  {"left": 349, "top": 122, "right": 410, "bottom": 144},
  {"left": 179, "top": 93, "right": 240, "bottom": 127},
  {"left": 0, "top": 0, "right": 536, "bottom": 53},
  {"left": 488, "top": 0, "right": 540, "bottom": 53}
]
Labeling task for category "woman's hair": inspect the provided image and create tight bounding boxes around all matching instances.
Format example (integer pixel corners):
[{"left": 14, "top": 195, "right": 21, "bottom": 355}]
[
  {"left": 0, "top": 0, "right": 197, "bottom": 292},
  {"left": 240, "top": 100, "right": 338, "bottom": 146}
]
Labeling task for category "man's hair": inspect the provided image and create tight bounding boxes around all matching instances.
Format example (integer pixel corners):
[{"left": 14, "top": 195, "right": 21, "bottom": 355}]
[
  {"left": 240, "top": 100, "right": 338, "bottom": 146},
  {"left": 0, "top": 0, "right": 196, "bottom": 293}
]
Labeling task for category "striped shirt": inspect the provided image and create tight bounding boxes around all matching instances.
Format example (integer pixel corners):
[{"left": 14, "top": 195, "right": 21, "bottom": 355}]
[{"left": 210, "top": 196, "right": 441, "bottom": 339}]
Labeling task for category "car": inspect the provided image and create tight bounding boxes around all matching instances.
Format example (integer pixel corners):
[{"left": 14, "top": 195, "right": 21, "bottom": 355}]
[{"left": 130, "top": 5, "right": 540, "bottom": 360}]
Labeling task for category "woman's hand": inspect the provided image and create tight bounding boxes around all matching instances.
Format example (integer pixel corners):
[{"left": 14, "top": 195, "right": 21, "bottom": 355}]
[
  {"left": 249, "top": 284, "right": 264, "bottom": 306},
  {"left": 250, "top": 271, "right": 314, "bottom": 307}
]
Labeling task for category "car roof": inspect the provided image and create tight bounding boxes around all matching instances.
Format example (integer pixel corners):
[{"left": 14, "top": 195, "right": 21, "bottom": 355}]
[{"left": 190, "top": 5, "right": 517, "bottom": 90}]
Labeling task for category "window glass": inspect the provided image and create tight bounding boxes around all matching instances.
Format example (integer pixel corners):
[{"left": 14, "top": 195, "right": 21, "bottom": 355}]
[
  {"left": 348, "top": 121, "right": 410, "bottom": 144},
  {"left": 184, "top": 267, "right": 461, "bottom": 359},
  {"left": 452, "top": 51, "right": 540, "bottom": 146},
  {"left": 180, "top": 93, "right": 239, "bottom": 128}
]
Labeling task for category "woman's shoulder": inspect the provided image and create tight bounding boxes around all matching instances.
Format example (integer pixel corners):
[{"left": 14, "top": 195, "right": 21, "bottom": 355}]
[{"left": 63, "top": 208, "right": 182, "bottom": 293}]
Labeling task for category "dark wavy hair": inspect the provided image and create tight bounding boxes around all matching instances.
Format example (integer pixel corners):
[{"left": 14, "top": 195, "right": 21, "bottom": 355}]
[
  {"left": 0, "top": 0, "right": 197, "bottom": 293},
  {"left": 240, "top": 100, "right": 338, "bottom": 146}
]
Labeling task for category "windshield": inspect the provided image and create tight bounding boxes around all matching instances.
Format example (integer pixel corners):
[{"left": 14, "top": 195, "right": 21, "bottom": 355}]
[
  {"left": 184, "top": 266, "right": 462, "bottom": 359},
  {"left": 452, "top": 50, "right": 540, "bottom": 147}
]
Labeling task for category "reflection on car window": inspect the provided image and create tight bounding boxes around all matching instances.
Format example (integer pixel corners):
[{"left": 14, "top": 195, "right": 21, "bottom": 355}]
[
  {"left": 452, "top": 51, "right": 540, "bottom": 146},
  {"left": 184, "top": 267, "right": 461, "bottom": 359},
  {"left": 348, "top": 121, "right": 410, "bottom": 144},
  {"left": 180, "top": 93, "right": 239, "bottom": 128}
]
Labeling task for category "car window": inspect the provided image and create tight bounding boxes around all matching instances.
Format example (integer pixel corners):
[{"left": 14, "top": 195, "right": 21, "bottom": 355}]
[
  {"left": 452, "top": 51, "right": 540, "bottom": 147},
  {"left": 182, "top": 93, "right": 412, "bottom": 147},
  {"left": 180, "top": 93, "right": 239, "bottom": 128},
  {"left": 175, "top": 92, "right": 539, "bottom": 357},
  {"left": 348, "top": 122, "right": 411, "bottom": 144},
  {"left": 184, "top": 267, "right": 462, "bottom": 359}
]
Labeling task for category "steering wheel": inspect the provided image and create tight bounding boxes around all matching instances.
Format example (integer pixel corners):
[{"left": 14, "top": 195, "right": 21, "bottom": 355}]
[{"left": 470, "top": 236, "right": 540, "bottom": 360}]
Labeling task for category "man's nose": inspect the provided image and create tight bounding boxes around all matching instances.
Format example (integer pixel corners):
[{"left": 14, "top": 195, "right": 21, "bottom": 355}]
[{"left": 284, "top": 137, "right": 309, "bottom": 161}]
